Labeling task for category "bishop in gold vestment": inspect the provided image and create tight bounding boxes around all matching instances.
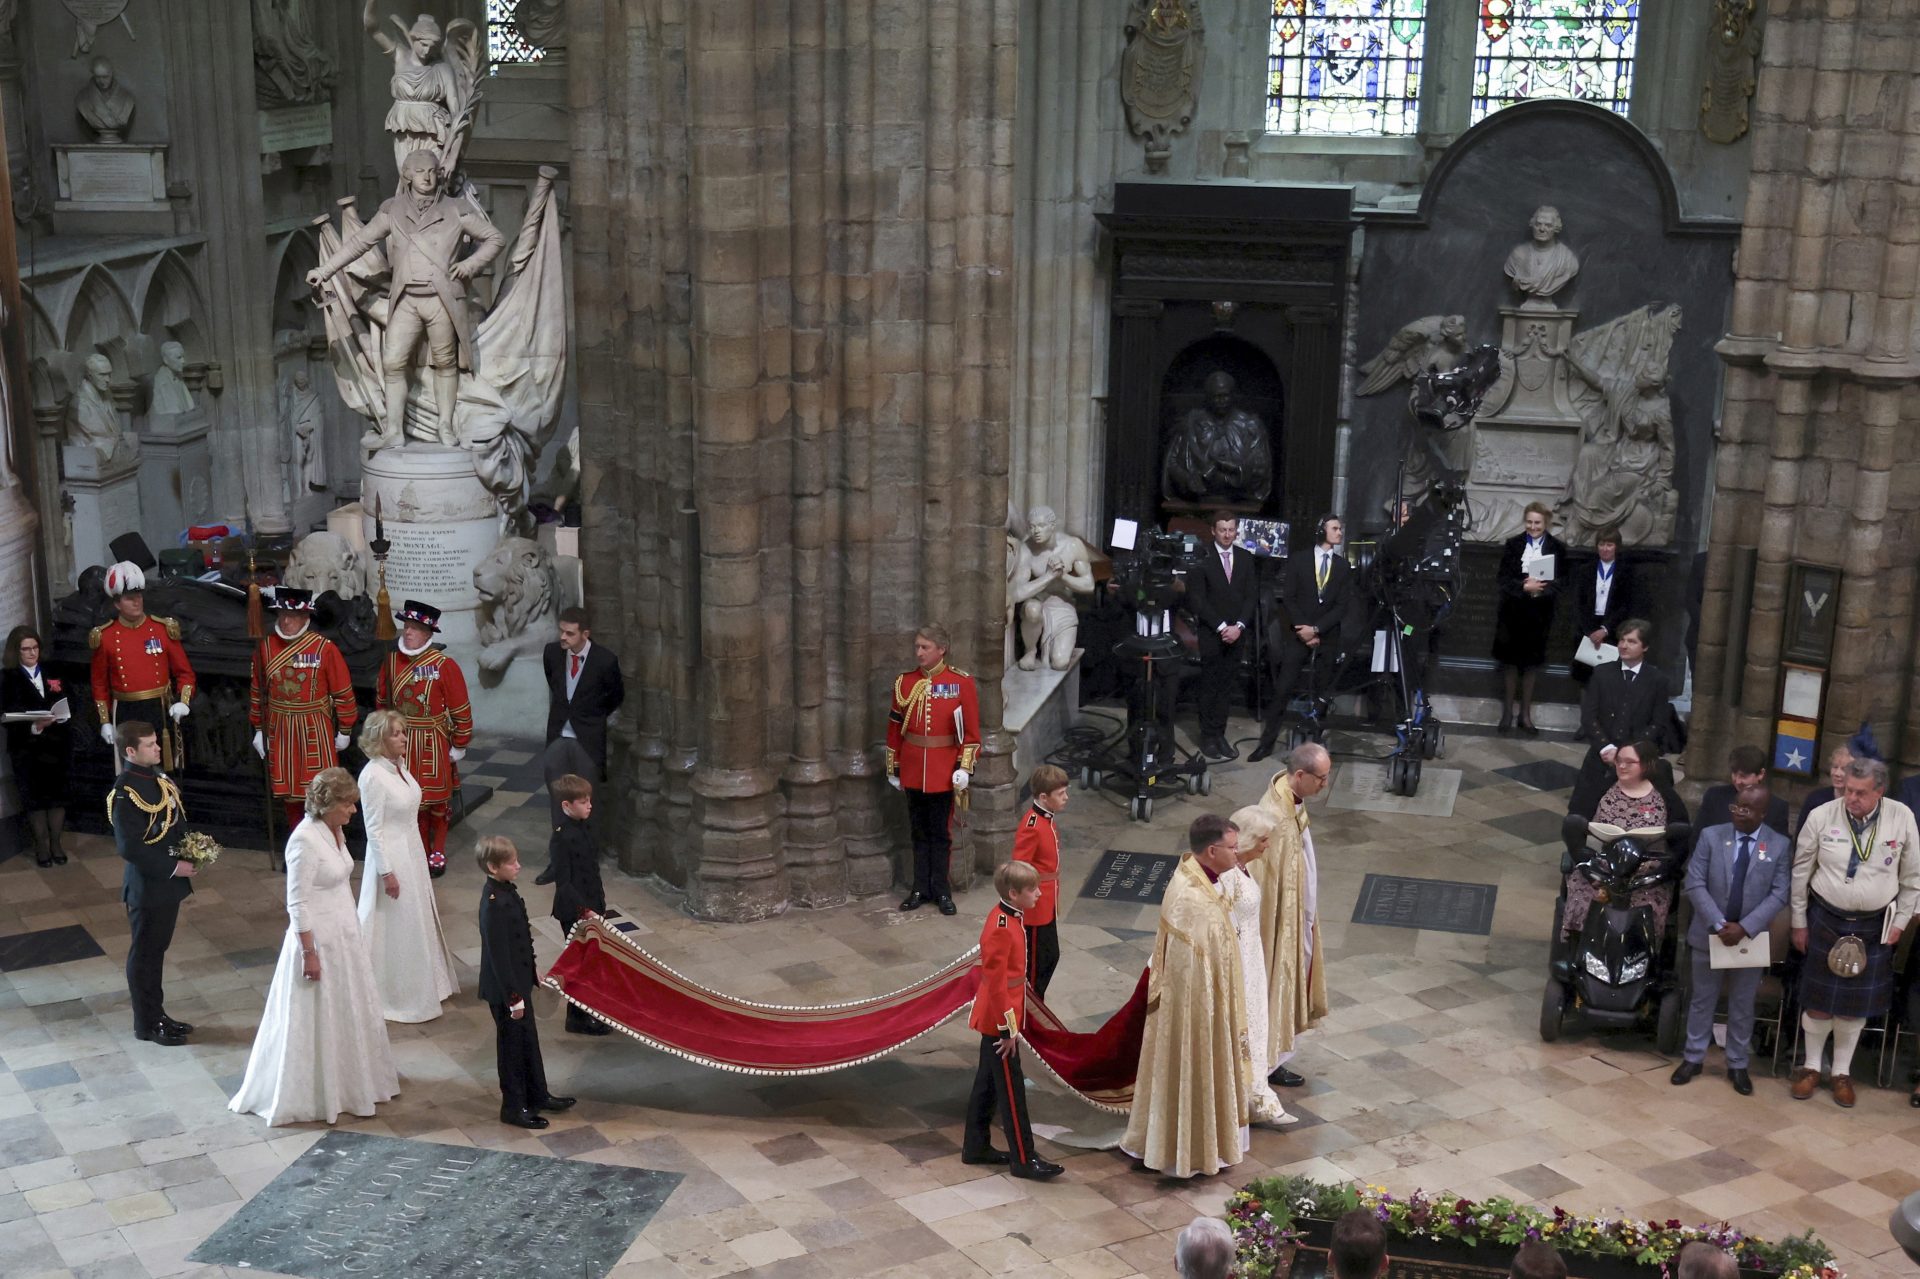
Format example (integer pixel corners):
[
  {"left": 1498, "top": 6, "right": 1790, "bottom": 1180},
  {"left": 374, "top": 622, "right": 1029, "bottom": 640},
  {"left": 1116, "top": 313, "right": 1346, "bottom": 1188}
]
[
  {"left": 1255, "top": 749, "right": 1331, "bottom": 1066},
  {"left": 1121, "top": 821, "right": 1250, "bottom": 1179}
]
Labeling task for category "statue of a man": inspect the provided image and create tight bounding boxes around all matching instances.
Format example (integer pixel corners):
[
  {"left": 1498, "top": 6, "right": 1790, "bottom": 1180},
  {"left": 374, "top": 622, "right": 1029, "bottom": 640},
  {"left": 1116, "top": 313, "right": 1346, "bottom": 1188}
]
[
  {"left": 1504, "top": 205, "right": 1581, "bottom": 303},
  {"left": 67, "top": 353, "right": 130, "bottom": 464},
  {"left": 1008, "top": 505, "right": 1095, "bottom": 671},
  {"left": 149, "top": 341, "right": 196, "bottom": 415},
  {"left": 307, "top": 148, "right": 506, "bottom": 450},
  {"left": 75, "top": 57, "right": 135, "bottom": 143},
  {"left": 1161, "top": 371, "right": 1274, "bottom": 505},
  {"left": 282, "top": 368, "right": 327, "bottom": 491}
]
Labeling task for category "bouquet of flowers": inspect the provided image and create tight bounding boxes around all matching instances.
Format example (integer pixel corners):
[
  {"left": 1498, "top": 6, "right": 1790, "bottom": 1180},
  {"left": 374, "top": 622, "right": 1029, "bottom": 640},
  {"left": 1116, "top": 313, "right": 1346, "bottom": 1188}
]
[{"left": 178, "top": 831, "right": 223, "bottom": 868}]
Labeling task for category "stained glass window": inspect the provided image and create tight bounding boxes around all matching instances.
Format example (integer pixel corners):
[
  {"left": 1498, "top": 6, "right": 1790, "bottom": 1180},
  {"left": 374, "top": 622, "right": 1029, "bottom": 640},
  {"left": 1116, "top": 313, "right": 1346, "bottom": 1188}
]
[
  {"left": 1267, "top": 1, "right": 1426, "bottom": 137},
  {"left": 1472, "top": 2, "right": 1638, "bottom": 123},
  {"left": 486, "top": 0, "right": 545, "bottom": 66}
]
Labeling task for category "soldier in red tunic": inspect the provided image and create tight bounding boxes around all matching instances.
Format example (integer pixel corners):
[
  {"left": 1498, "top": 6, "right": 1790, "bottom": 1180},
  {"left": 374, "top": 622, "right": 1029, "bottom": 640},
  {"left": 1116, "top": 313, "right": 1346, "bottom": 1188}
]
[
  {"left": 962, "top": 860, "right": 1062, "bottom": 1180},
  {"left": 1011, "top": 764, "right": 1071, "bottom": 999},
  {"left": 249, "top": 587, "right": 359, "bottom": 832},
  {"left": 91, "top": 563, "right": 196, "bottom": 773},
  {"left": 885, "top": 623, "right": 981, "bottom": 916},
  {"left": 375, "top": 600, "right": 473, "bottom": 878}
]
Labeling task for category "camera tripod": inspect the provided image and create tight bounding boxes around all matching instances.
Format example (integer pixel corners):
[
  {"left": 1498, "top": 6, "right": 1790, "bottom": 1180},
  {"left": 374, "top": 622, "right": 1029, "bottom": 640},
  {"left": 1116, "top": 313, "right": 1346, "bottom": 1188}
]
[{"left": 1071, "top": 613, "right": 1211, "bottom": 823}]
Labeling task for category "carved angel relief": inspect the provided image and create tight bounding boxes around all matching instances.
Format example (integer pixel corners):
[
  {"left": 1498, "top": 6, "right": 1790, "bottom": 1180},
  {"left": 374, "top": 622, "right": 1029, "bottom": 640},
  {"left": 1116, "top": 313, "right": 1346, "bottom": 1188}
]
[
  {"left": 1356, "top": 315, "right": 1467, "bottom": 398},
  {"left": 1120, "top": 1, "right": 1204, "bottom": 175}
]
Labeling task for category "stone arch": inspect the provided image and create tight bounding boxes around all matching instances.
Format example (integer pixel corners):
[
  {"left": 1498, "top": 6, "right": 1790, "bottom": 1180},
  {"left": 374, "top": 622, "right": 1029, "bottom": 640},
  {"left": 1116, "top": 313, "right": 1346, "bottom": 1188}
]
[
  {"left": 58, "top": 263, "right": 137, "bottom": 360},
  {"left": 267, "top": 225, "right": 323, "bottom": 339},
  {"left": 133, "top": 249, "right": 208, "bottom": 360}
]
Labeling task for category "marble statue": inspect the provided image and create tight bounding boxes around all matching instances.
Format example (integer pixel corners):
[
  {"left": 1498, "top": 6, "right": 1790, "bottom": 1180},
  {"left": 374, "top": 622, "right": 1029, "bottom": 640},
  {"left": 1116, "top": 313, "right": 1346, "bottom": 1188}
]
[
  {"left": 474, "top": 536, "right": 577, "bottom": 678},
  {"left": 254, "top": 0, "right": 338, "bottom": 108},
  {"left": 1120, "top": 0, "right": 1204, "bottom": 175},
  {"left": 1357, "top": 314, "right": 1468, "bottom": 397},
  {"left": 513, "top": 0, "right": 565, "bottom": 50},
  {"left": 309, "top": 163, "right": 566, "bottom": 536},
  {"left": 67, "top": 354, "right": 132, "bottom": 464},
  {"left": 149, "top": 342, "right": 196, "bottom": 415},
  {"left": 1008, "top": 505, "right": 1094, "bottom": 672},
  {"left": 1557, "top": 303, "right": 1682, "bottom": 547},
  {"left": 283, "top": 530, "right": 365, "bottom": 600},
  {"left": 280, "top": 368, "right": 327, "bottom": 492},
  {"left": 75, "top": 57, "right": 135, "bottom": 144},
  {"left": 1162, "top": 371, "right": 1273, "bottom": 506},
  {"left": 307, "top": 149, "right": 506, "bottom": 452},
  {"left": 364, "top": 2, "right": 482, "bottom": 180},
  {"left": 1504, "top": 206, "right": 1580, "bottom": 303}
]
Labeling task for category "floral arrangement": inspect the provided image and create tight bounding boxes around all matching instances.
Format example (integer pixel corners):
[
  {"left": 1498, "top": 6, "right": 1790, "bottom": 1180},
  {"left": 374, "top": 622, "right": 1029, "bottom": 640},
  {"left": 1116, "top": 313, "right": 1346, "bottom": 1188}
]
[
  {"left": 1228, "top": 1176, "right": 1841, "bottom": 1279},
  {"left": 178, "top": 831, "right": 223, "bottom": 868}
]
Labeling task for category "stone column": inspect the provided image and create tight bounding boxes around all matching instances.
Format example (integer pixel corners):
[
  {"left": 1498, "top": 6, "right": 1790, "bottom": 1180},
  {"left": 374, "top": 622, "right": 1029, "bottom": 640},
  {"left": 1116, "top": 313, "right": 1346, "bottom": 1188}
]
[{"left": 0, "top": 115, "right": 41, "bottom": 636}]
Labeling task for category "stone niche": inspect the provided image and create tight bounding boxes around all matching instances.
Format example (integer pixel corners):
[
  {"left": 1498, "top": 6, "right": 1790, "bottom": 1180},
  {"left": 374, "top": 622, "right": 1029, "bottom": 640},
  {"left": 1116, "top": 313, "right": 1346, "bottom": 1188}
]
[
  {"left": 1097, "top": 183, "right": 1351, "bottom": 532},
  {"left": 1347, "top": 101, "right": 1737, "bottom": 694}
]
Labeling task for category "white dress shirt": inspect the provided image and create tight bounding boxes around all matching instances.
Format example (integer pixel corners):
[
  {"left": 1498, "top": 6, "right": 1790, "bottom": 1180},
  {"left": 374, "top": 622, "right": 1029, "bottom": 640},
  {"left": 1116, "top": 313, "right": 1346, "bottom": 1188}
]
[{"left": 560, "top": 640, "right": 592, "bottom": 739}]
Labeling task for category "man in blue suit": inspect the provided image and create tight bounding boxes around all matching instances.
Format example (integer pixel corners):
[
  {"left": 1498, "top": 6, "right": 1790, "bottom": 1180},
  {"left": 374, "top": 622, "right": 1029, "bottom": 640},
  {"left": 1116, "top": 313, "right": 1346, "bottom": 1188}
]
[{"left": 1673, "top": 784, "right": 1791, "bottom": 1094}]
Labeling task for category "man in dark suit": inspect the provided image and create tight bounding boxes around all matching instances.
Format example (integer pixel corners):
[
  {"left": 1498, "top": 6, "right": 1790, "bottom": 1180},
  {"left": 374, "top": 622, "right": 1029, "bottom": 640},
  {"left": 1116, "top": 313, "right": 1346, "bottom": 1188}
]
[
  {"left": 1571, "top": 619, "right": 1674, "bottom": 813},
  {"left": 1185, "top": 512, "right": 1259, "bottom": 760},
  {"left": 1571, "top": 528, "right": 1631, "bottom": 685},
  {"left": 1695, "top": 744, "right": 1790, "bottom": 833},
  {"left": 541, "top": 606, "right": 626, "bottom": 821},
  {"left": 109, "top": 720, "right": 197, "bottom": 1047},
  {"left": 1251, "top": 515, "right": 1354, "bottom": 763}
]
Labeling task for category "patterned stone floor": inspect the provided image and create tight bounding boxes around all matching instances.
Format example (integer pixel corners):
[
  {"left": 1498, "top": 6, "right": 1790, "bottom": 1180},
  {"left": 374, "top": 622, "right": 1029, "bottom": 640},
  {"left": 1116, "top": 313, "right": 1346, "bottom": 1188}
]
[{"left": 3, "top": 717, "right": 1919, "bottom": 1279}]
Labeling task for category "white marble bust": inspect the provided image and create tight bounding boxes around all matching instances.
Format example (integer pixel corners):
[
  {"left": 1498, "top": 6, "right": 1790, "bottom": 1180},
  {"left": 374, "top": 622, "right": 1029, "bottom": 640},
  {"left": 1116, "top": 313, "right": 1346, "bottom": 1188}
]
[
  {"left": 149, "top": 341, "right": 196, "bottom": 414},
  {"left": 1504, "top": 205, "right": 1580, "bottom": 303},
  {"left": 68, "top": 353, "right": 127, "bottom": 463}
]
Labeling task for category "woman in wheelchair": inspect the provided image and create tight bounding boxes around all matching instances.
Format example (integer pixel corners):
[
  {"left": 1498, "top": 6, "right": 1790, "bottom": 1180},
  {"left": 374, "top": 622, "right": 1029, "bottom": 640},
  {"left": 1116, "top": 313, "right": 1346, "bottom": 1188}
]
[{"left": 1562, "top": 739, "right": 1691, "bottom": 938}]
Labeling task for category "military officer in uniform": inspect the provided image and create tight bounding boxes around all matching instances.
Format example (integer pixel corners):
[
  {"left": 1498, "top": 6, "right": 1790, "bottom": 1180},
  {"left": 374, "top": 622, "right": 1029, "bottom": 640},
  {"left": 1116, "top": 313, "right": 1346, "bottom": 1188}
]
[
  {"left": 91, "top": 562, "right": 195, "bottom": 773},
  {"left": 375, "top": 601, "right": 474, "bottom": 878},
  {"left": 250, "top": 587, "right": 360, "bottom": 833},
  {"left": 1011, "top": 764, "right": 1070, "bottom": 998},
  {"left": 886, "top": 623, "right": 981, "bottom": 916},
  {"left": 962, "top": 860, "right": 1063, "bottom": 1180},
  {"left": 110, "top": 720, "right": 197, "bottom": 1047}
]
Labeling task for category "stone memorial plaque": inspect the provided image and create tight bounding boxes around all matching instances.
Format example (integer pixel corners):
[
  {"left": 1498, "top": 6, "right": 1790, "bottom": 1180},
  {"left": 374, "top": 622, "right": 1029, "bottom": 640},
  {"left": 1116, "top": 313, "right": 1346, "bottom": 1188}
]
[
  {"left": 190, "top": 1131, "right": 681, "bottom": 1279},
  {"left": 1351, "top": 873, "right": 1497, "bottom": 936},
  {"left": 381, "top": 521, "right": 499, "bottom": 608},
  {"left": 59, "top": 146, "right": 165, "bottom": 203},
  {"left": 1077, "top": 850, "right": 1179, "bottom": 905},
  {"left": 260, "top": 102, "right": 334, "bottom": 153}
]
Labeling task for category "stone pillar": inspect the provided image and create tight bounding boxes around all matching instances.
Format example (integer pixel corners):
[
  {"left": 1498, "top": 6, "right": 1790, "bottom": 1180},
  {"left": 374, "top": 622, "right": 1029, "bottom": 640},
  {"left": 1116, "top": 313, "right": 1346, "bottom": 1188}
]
[
  {"left": 569, "top": 0, "right": 1017, "bottom": 921},
  {"left": 0, "top": 111, "right": 42, "bottom": 636}
]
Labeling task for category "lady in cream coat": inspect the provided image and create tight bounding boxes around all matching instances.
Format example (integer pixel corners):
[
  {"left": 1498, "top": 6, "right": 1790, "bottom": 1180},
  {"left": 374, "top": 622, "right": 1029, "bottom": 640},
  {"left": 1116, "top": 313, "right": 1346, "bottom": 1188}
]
[{"left": 356, "top": 710, "right": 457, "bottom": 1022}]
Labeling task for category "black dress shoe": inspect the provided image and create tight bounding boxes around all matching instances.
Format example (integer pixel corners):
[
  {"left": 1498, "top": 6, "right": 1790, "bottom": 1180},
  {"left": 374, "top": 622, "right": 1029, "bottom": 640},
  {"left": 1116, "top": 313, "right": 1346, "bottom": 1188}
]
[
  {"left": 1204, "top": 737, "right": 1239, "bottom": 761},
  {"left": 1269, "top": 1065, "right": 1305, "bottom": 1088},
  {"left": 937, "top": 896, "right": 957, "bottom": 916},
  {"left": 1011, "top": 1158, "right": 1064, "bottom": 1181},
  {"left": 1497, "top": 708, "right": 1512, "bottom": 734},
  {"left": 160, "top": 1017, "right": 195, "bottom": 1037},
  {"left": 34, "top": 850, "right": 53, "bottom": 868},
  {"left": 134, "top": 1023, "right": 188, "bottom": 1047},
  {"left": 1728, "top": 1068, "right": 1754, "bottom": 1095},
  {"left": 961, "top": 1149, "right": 1009, "bottom": 1166},
  {"left": 51, "top": 846, "right": 68, "bottom": 865},
  {"left": 501, "top": 1110, "right": 550, "bottom": 1129},
  {"left": 537, "top": 1095, "right": 576, "bottom": 1112},
  {"left": 900, "top": 891, "right": 926, "bottom": 912},
  {"left": 1670, "top": 1060, "right": 1702, "bottom": 1086},
  {"left": 1520, "top": 718, "right": 1541, "bottom": 737},
  {"left": 1247, "top": 739, "right": 1276, "bottom": 764}
]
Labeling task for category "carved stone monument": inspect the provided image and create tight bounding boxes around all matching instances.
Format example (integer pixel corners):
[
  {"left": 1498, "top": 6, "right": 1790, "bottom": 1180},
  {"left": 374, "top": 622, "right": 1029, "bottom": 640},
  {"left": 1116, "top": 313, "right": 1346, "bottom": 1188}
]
[
  {"left": 66, "top": 353, "right": 134, "bottom": 465},
  {"left": 149, "top": 341, "right": 195, "bottom": 415},
  {"left": 512, "top": 0, "right": 566, "bottom": 53},
  {"left": 1008, "top": 505, "right": 1093, "bottom": 672},
  {"left": 138, "top": 343, "right": 214, "bottom": 540},
  {"left": 360, "top": 443, "right": 500, "bottom": 646},
  {"left": 280, "top": 367, "right": 327, "bottom": 494},
  {"left": 56, "top": 56, "right": 167, "bottom": 211},
  {"left": 253, "top": 0, "right": 337, "bottom": 108},
  {"left": 283, "top": 529, "right": 367, "bottom": 601},
  {"left": 74, "top": 56, "right": 134, "bottom": 143},
  {"left": 1161, "top": 370, "right": 1272, "bottom": 507},
  {"left": 364, "top": 2, "right": 482, "bottom": 177},
  {"left": 1556, "top": 304, "right": 1682, "bottom": 547},
  {"left": 1120, "top": 0, "right": 1203, "bottom": 174}
]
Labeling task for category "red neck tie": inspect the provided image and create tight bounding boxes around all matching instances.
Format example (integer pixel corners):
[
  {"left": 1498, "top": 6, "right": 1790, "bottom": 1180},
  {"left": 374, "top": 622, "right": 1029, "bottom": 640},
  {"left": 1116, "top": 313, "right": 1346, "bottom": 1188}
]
[{"left": 570, "top": 653, "right": 582, "bottom": 678}]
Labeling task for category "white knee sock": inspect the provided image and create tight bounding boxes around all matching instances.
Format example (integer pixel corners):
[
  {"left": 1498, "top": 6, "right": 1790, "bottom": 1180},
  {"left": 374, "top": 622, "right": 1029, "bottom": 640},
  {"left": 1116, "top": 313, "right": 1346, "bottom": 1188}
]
[
  {"left": 1830, "top": 1016, "right": 1866, "bottom": 1077},
  {"left": 1801, "top": 1012, "right": 1833, "bottom": 1071}
]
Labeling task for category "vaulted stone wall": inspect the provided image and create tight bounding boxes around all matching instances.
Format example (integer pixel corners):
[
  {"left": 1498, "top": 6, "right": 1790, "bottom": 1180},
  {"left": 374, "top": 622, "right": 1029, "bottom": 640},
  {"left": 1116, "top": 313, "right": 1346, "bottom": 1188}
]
[{"left": 568, "top": 0, "right": 1019, "bottom": 920}]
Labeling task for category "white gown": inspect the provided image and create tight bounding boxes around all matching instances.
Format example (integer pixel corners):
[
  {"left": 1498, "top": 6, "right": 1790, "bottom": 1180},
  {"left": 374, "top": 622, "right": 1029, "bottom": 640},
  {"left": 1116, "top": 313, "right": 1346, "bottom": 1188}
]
[
  {"left": 355, "top": 758, "right": 457, "bottom": 1022},
  {"left": 230, "top": 818, "right": 399, "bottom": 1126},
  {"left": 1220, "top": 866, "right": 1289, "bottom": 1125}
]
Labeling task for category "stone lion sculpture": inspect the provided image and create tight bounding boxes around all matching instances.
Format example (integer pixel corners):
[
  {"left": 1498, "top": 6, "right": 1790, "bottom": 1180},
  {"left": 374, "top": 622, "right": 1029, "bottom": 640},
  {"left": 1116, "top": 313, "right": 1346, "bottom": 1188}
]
[
  {"left": 283, "top": 531, "right": 366, "bottom": 600},
  {"left": 473, "top": 535, "right": 578, "bottom": 680}
]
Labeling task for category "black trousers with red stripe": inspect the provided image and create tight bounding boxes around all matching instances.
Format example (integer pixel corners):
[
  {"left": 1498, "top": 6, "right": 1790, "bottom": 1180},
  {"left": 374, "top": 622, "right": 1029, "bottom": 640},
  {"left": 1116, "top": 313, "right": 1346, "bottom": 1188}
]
[
  {"left": 1025, "top": 922, "right": 1059, "bottom": 1000},
  {"left": 964, "top": 1034, "right": 1037, "bottom": 1166}
]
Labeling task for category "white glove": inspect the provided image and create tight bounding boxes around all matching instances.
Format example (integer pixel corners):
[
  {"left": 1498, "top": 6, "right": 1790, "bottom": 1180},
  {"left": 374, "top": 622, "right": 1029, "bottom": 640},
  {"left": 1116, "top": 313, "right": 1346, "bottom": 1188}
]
[
  {"left": 887, "top": 775, "right": 902, "bottom": 791},
  {"left": 252, "top": 731, "right": 266, "bottom": 758},
  {"left": 334, "top": 732, "right": 350, "bottom": 750},
  {"left": 100, "top": 723, "right": 116, "bottom": 744},
  {"left": 449, "top": 747, "right": 466, "bottom": 762},
  {"left": 168, "top": 701, "right": 190, "bottom": 721},
  {"left": 952, "top": 769, "right": 970, "bottom": 791}
]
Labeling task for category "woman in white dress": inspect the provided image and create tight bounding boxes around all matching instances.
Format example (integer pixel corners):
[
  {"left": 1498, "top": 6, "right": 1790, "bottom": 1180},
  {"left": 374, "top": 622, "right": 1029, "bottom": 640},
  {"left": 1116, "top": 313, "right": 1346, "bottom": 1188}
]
[
  {"left": 1223, "top": 806, "right": 1293, "bottom": 1126},
  {"left": 230, "top": 768, "right": 399, "bottom": 1126},
  {"left": 356, "top": 710, "right": 457, "bottom": 1022}
]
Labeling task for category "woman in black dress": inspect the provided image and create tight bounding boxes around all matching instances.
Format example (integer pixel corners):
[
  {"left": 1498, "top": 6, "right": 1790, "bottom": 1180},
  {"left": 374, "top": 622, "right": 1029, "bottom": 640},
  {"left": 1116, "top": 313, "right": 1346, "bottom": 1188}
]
[
  {"left": 1570, "top": 527, "right": 1630, "bottom": 686},
  {"left": 1492, "top": 502, "right": 1567, "bottom": 734},
  {"left": 2, "top": 626, "right": 72, "bottom": 866}
]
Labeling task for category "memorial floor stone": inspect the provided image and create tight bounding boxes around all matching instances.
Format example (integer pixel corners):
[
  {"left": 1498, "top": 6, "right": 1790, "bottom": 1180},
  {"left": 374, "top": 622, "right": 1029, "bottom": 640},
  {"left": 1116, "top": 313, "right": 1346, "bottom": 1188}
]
[
  {"left": 1351, "top": 873, "right": 1499, "bottom": 935},
  {"left": 0, "top": 922, "right": 105, "bottom": 971},
  {"left": 188, "top": 1130, "right": 680, "bottom": 1279},
  {"left": 1076, "top": 849, "right": 1180, "bottom": 904}
]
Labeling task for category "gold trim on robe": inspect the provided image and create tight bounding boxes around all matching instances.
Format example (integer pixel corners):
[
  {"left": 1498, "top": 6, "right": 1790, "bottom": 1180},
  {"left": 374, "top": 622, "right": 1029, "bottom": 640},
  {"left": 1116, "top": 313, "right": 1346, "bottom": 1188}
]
[{"left": 1256, "top": 771, "right": 1330, "bottom": 1061}]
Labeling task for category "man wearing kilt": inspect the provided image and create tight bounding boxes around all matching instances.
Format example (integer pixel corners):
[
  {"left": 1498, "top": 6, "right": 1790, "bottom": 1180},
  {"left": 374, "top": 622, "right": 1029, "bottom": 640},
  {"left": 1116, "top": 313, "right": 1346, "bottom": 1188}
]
[
  {"left": 249, "top": 588, "right": 358, "bottom": 832},
  {"left": 375, "top": 601, "right": 473, "bottom": 878},
  {"left": 1789, "top": 756, "right": 1920, "bottom": 1107}
]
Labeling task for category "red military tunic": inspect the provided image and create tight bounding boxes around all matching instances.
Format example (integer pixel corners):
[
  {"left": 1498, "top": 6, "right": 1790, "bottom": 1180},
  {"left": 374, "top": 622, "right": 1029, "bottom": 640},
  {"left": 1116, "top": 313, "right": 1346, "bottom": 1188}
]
[
  {"left": 375, "top": 645, "right": 473, "bottom": 805},
  {"left": 249, "top": 627, "right": 358, "bottom": 801},
  {"left": 1011, "top": 803, "right": 1060, "bottom": 927},
  {"left": 885, "top": 661, "right": 981, "bottom": 792},
  {"left": 969, "top": 900, "right": 1028, "bottom": 1037},
  {"left": 91, "top": 614, "right": 196, "bottom": 770}
]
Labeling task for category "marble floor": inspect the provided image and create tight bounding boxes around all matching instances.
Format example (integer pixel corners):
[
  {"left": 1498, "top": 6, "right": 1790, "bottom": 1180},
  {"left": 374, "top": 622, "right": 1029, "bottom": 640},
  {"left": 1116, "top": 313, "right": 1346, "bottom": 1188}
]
[{"left": 3, "top": 719, "right": 1919, "bottom": 1279}]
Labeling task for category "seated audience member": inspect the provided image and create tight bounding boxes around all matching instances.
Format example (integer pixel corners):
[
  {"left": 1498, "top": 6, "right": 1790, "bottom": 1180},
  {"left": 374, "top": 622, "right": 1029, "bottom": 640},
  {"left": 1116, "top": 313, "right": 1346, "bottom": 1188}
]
[
  {"left": 1173, "top": 1217, "right": 1235, "bottom": 1279},
  {"left": 1797, "top": 740, "right": 1855, "bottom": 836},
  {"left": 1510, "top": 1238, "right": 1568, "bottom": 1279},
  {"left": 1676, "top": 1241, "right": 1739, "bottom": 1279},
  {"left": 1564, "top": 739, "right": 1690, "bottom": 940},
  {"left": 1696, "top": 744, "right": 1789, "bottom": 834},
  {"left": 1331, "top": 1208, "right": 1389, "bottom": 1279}
]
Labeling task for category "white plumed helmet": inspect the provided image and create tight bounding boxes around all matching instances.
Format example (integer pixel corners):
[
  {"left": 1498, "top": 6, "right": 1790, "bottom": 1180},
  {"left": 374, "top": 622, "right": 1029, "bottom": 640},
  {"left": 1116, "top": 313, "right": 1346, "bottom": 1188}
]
[{"left": 105, "top": 561, "right": 147, "bottom": 598}]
